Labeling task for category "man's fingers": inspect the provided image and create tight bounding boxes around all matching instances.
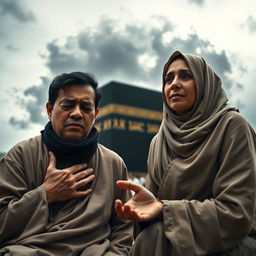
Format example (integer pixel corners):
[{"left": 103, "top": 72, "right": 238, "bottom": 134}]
[
  {"left": 57, "top": 172, "right": 95, "bottom": 191},
  {"left": 55, "top": 172, "right": 70, "bottom": 190},
  {"left": 48, "top": 151, "right": 56, "bottom": 169},
  {"left": 72, "top": 174, "right": 95, "bottom": 189},
  {"left": 116, "top": 180, "right": 142, "bottom": 193},
  {"left": 68, "top": 163, "right": 88, "bottom": 174},
  {"left": 71, "top": 189, "right": 93, "bottom": 198},
  {"left": 73, "top": 168, "right": 94, "bottom": 180}
]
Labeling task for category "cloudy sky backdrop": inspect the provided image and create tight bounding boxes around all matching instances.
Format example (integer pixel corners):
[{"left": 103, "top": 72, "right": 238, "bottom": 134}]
[{"left": 1, "top": 0, "right": 256, "bottom": 152}]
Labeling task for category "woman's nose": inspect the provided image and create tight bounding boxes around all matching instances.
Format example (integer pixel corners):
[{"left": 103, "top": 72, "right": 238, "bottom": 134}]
[{"left": 170, "top": 77, "right": 181, "bottom": 90}]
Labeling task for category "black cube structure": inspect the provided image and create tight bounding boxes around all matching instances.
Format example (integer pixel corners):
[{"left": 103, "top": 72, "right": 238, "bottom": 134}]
[{"left": 95, "top": 81, "right": 162, "bottom": 174}]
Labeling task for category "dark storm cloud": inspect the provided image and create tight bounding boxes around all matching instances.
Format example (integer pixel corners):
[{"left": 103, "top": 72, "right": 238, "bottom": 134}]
[
  {"left": 45, "top": 39, "right": 89, "bottom": 74},
  {"left": 236, "top": 83, "right": 243, "bottom": 90},
  {"left": 6, "top": 44, "right": 18, "bottom": 51},
  {"left": 9, "top": 117, "right": 29, "bottom": 129},
  {"left": 189, "top": 0, "right": 205, "bottom": 5},
  {"left": 46, "top": 17, "right": 237, "bottom": 91},
  {"left": 46, "top": 18, "right": 148, "bottom": 82},
  {"left": 9, "top": 77, "right": 50, "bottom": 129},
  {"left": 10, "top": 16, "right": 244, "bottom": 129},
  {"left": 246, "top": 16, "right": 256, "bottom": 32},
  {"left": 0, "top": 0, "right": 35, "bottom": 22}
]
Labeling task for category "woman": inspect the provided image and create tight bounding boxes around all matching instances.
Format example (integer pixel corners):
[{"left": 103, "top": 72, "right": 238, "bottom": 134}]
[{"left": 115, "top": 51, "right": 256, "bottom": 255}]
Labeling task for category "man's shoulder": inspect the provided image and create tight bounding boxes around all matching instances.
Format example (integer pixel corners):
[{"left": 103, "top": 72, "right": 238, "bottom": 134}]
[
  {"left": 12, "top": 135, "right": 42, "bottom": 150},
  {"left": 95, "top": 144, "right": 128, "bottom": 175},
  {"left": 97, "top": 143, "right": 121, "bottom": 157},
  {"left": 5, "top": 135, "right": 43, "bottom": 159},
  {"left": 97, "top": 144, "right": 124, "bottom": 162}
]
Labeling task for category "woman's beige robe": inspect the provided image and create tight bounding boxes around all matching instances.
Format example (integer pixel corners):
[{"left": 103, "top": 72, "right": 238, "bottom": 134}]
[{"left": 141, "top": 51, "right": 256, "bottom": 255}]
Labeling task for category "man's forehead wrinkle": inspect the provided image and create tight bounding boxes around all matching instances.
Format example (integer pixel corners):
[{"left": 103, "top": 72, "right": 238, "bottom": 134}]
[{"left": 59, "top": 98, "right": 95, "bottom": 106}]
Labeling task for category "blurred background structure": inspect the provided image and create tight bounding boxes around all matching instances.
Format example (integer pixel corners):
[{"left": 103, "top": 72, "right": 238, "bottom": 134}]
[{"left": 95, "top": 81, "right": 162, "bottom": 174}]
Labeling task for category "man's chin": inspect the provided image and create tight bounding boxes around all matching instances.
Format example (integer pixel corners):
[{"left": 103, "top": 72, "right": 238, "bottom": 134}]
[{"left": 62, "top": 133, "right": 86, "bottom": 142}]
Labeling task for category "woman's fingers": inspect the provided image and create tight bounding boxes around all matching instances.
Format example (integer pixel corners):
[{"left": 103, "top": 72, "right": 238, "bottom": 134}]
[
  {"left": 116, "top": 180, "right": 142, "bottom": 193},
  {"left": 115, "top": 200, "right": 134, "bottom": 219},
  {"left": 115, "top": 199, "right": 125, "bottom": 218}
]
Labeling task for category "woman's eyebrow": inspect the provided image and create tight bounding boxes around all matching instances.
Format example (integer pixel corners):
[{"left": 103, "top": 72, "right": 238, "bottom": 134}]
[
  {"left": 166, "top": 69, "right": 191, "bottom": 74},
  {"left": 180, "top": 69, "right": 192, "bottom": 72},
  {"left": 166, "top": 69, "right": 192, "bottom": 77}
]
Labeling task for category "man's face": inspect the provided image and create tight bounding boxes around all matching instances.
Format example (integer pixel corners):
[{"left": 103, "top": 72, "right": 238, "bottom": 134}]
[{"left": 46, "top": 84, "right": 99, "bottom": 141}]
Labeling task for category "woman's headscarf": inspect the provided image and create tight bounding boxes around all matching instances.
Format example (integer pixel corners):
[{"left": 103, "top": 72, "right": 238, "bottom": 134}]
[{"left": 148, "top": 51, "right": 237, "bottom": 179}]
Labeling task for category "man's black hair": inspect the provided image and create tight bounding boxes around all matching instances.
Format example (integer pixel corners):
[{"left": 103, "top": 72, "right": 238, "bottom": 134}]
[{"left": 48, "top": 72, "right": 101, "bottom": 108}]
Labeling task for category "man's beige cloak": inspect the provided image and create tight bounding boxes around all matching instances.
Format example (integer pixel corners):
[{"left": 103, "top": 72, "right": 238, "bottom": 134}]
[{"left": 0, "top": 136, "right": 133, "bottom": 256}]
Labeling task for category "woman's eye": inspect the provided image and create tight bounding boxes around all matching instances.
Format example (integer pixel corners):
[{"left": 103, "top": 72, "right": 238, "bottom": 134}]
[
  {"left": 165, "top": 76, "right": 174, "bottom": 84},
  {"left": 181, "top": 73, "right": 192, "bottom": 80}
]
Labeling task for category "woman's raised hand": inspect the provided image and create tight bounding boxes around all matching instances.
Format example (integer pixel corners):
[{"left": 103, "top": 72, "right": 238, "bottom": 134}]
[{"left": 115, "top": 180, "right": 163, "bottom": 222}]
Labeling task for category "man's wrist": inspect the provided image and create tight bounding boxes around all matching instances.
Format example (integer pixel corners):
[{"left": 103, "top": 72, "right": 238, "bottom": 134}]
[
  {"left": 43, "top": 184, "right": 54, "bottom": 204},
  {"left": 155, "top": 199, "right": 164, "bottom": 220}
]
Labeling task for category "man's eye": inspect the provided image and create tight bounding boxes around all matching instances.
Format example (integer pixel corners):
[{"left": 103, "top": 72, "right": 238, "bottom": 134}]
[
  {"left": 80, "top": 103, "right": 94, "bottom": 112},
  {"left": 81, "top": 106, "right": 93, "bottom": 112},
  {"left": 61, "top": 105, "right": 72, "bottom": 109}
]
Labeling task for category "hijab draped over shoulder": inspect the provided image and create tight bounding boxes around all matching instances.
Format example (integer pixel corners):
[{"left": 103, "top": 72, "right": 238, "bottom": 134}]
[{"left": 148, "top": 51, "right": 236, "bottom": 182}]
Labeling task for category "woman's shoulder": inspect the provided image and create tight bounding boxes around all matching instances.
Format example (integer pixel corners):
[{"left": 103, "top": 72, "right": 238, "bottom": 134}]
[
  {"left": 218, "top": 110, "right": 255, "bottom": 138},
  {"left": 221, "top": 110, "right": 250, "bottom": 128}
]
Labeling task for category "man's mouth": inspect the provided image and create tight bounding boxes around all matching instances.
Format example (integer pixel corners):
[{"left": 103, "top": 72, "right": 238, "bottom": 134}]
[{"left": 65, "top": 123, "right": 84, "bottom": 128}]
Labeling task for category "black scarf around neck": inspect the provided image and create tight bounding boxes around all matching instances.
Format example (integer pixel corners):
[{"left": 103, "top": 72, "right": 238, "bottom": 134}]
[{"left": 41, "top": 121, "right": 98, "bottom": 166}]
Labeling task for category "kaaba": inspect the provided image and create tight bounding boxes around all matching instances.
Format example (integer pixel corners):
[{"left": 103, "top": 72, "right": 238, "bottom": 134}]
[{"left": 95, "top": 81, "right": 162, "bottom": 174}]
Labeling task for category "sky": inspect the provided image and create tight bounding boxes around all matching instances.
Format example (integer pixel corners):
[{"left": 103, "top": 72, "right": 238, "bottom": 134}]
[{"left": 0, "top": 0, "right": 256, "bottom": 153}]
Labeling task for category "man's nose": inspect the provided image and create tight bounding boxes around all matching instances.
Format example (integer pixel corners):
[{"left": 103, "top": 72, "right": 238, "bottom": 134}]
[{"left": 70, "top": 105, "right": 83, "bottom": 119}]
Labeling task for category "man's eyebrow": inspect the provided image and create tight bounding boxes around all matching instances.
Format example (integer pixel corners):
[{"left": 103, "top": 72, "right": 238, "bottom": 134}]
[
  {"left": 60, "top": 99, "right": 94, "bottom": 105},
  {"left": 59, "top": 99, "right": 76, "bottom": 104}
]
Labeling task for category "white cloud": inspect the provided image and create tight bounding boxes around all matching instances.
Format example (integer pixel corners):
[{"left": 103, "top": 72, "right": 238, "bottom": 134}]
[{"left": 1, "top": 0, "right": 256, "bottom": 152}]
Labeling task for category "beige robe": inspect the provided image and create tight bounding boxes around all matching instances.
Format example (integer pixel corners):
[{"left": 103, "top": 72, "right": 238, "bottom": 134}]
[
  {"left": 146, "top": 111, "right": 256, "bottom": 255},
  {"left": 133, "top": 50, "right": 256, "bottom": 256},
  {"left": 0, "top": 136, "right": 133, "bottom": 256}
]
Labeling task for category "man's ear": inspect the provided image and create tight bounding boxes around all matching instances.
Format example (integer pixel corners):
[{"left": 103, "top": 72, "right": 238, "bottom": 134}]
[
  {"left": 46, "top": 102, "right": 53, "bottom": 119},
  {"left": 95, "top": 108, "right": 99, "bottom": 118}
]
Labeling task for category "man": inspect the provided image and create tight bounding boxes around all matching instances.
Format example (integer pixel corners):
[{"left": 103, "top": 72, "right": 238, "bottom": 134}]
[{"left": 0, "top": 72, "right": 133, "bottom": 256}]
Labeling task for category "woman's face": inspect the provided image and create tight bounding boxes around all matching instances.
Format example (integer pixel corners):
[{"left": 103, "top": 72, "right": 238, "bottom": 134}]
[{"left": 164, "top": 58, "right": 197, "bottom": 115}]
